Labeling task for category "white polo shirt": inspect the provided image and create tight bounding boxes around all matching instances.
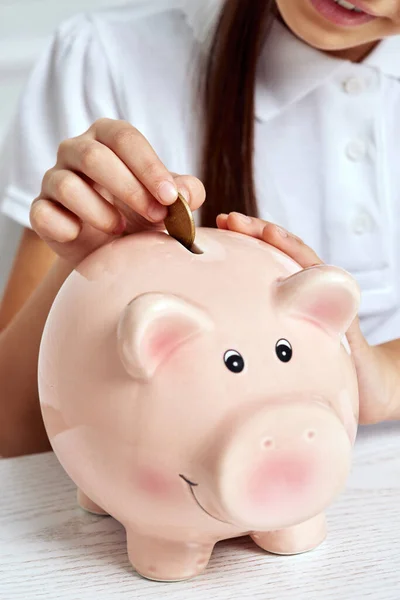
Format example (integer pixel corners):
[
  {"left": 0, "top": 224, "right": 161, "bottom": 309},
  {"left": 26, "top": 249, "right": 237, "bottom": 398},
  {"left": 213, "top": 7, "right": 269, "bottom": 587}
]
[{"left": 1, "top": 0, "right": 400, "bottom": 346}]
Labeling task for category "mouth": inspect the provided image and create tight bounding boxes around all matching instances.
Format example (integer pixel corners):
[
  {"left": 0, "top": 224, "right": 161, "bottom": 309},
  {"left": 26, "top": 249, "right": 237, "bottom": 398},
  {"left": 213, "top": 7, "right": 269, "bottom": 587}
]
[
  {"left": 179, "top": 474, "right": 232, "bottom": 525},
  {"left": 310, "top": 0, "right": 376, "bottom": 26},
  {"left": 333, "top": 0, "right": 369, "bottom": 14}
]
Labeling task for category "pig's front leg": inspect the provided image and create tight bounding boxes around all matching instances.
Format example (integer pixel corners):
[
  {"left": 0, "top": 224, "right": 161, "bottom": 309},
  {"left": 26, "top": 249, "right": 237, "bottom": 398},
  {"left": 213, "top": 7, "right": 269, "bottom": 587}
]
[
  {"left": 251, "top": 512, "right": 327, "bottom": 555},
  {"left": 77, "top": 488, "right": 109, "bottom": 516},
  {"left": 126, "top": 530, "right": 214, "bottom": 581}
]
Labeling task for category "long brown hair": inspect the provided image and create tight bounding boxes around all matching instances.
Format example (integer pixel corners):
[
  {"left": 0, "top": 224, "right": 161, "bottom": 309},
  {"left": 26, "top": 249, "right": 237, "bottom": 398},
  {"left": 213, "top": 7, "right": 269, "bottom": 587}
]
[{"left": 201, "top": 0, "right": 277, "bottom": 227}]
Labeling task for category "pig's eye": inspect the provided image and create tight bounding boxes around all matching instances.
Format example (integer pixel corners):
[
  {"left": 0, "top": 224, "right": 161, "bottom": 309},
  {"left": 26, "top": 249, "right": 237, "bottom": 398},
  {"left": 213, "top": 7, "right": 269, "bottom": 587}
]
[
  {"left": 224, "top": 350, "right": 245, "bottom": 373},
  {"left": 276, "top": 339, "right": 292, "bottom": 363}
]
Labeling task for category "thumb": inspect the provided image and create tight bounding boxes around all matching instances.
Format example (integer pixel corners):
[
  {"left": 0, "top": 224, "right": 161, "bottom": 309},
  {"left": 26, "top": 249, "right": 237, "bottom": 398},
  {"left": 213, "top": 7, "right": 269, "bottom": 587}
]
[{"left": 172, "top": 174, "right": 206, "bottom": 211}]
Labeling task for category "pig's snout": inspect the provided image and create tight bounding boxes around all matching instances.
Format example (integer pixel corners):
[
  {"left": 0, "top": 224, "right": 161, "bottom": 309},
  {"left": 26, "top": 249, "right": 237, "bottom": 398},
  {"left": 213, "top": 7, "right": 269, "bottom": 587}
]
[{"left": 204, "top": 402, "right": 351, "bottom": 531}]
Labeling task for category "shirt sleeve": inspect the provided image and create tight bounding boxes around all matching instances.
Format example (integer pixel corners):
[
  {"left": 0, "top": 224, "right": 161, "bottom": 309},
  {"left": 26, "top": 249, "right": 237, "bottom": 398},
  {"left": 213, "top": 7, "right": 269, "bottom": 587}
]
[{"left": 0, "top": 13, "right": 121, "bottom": 228}]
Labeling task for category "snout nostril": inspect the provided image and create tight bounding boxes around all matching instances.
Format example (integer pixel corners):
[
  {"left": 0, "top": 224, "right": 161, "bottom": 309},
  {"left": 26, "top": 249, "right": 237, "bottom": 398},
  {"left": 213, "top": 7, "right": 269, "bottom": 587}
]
[
  {"left": 305, "top": 430, "right": 316, "bottom": 441},
  {"left": 262, "top": 437, "right": 274, "bottom": 449}
]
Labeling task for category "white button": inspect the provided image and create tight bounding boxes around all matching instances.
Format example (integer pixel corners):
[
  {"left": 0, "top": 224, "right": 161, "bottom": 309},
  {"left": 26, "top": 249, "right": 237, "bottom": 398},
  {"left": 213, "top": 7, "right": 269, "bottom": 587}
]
[
  {"left": 351, "top": 211, "right": 374, "bottom": 235},
  {"left": 346, "top": 140, "right": 367, "bottom": 162},
  {"left": 343, "top": 77, "right": 366, "bottom": 95}
]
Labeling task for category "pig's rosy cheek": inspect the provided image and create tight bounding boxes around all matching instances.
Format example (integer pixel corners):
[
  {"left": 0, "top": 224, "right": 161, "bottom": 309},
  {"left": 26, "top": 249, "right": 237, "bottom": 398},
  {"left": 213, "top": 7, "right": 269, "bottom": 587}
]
[
  {"left": 247, "top": 455, "right": 316, "bottom": 508},
  {"left": 135, "top": 468, "right": 178, "bottom": 499}
]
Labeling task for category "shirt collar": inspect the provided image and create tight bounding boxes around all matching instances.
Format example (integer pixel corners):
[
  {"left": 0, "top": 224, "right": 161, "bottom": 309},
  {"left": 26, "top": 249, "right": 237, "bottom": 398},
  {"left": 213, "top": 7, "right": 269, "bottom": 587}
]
[
  {"left": 183, "top": 3, "right": 400, "bottom": 121},
  {"left": 183, "top": 5, "right": 343, "bottom": 121},
  {"left": 255, "top": 20, "right": 343, "bottom": 122},
  {"left": 363, "top": 33, "right": 400, "bottom": 79},
  {"left": 256, "top": 20, "right": 400, "bottom": 122}
]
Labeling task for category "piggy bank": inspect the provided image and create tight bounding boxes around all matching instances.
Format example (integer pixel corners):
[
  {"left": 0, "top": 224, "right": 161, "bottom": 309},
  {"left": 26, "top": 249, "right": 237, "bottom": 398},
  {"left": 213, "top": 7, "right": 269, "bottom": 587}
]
[{"left": 38, "top": 228, "right": 360, "bottom": 582}]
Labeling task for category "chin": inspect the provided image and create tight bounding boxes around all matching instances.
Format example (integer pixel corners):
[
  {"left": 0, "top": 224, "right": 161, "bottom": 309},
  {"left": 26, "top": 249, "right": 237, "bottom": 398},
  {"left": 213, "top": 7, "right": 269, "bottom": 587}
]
[{"left": 291, "top": 24, "right": 366, "bottom": 53}]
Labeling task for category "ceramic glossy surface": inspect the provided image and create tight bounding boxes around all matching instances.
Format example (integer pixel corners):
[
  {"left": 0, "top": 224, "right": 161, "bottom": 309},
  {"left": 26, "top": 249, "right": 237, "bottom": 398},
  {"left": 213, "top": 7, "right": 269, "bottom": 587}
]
[{"left": 38, "top": 228, "right": 360, "bottom": 581}]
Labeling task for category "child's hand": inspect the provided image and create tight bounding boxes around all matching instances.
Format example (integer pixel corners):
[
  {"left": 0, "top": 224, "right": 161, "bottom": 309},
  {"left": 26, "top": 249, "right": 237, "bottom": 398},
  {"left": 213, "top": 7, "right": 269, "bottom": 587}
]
[
  {"left": 217, "top": 212, "right": 400, "bottom": 425},
  {"left": 30, "top": 119, "right": 205, "bottom": 265}
]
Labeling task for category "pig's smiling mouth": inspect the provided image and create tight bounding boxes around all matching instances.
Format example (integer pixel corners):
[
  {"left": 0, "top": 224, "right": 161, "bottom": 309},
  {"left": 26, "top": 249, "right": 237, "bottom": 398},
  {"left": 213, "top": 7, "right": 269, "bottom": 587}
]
[{"left": 179, "top": 474, "right": 231, "bottom": 525}]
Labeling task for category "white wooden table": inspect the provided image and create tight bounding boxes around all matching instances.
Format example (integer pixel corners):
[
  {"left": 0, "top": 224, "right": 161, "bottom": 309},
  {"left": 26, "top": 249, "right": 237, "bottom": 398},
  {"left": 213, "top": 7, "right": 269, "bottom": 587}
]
[{"left": 1, "top": 423, "right": 399, "bottom": 600}]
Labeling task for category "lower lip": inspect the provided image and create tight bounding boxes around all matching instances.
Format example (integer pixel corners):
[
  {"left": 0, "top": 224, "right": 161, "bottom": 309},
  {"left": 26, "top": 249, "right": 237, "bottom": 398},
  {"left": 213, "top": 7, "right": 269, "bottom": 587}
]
[{"left": 310, "top": 0, "right": 376, "bottom": 26}]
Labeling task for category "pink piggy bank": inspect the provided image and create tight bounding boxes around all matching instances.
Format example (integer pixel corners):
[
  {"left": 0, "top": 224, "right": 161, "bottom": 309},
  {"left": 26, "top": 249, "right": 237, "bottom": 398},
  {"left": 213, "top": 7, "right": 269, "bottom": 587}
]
[{"left": 38, "top": 228, "right": 360, "bottom": 582}]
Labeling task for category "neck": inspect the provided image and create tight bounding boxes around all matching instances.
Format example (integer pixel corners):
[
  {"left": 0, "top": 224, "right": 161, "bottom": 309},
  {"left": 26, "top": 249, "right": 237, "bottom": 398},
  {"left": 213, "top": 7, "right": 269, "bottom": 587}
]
[
  {"left": 326, "top": 40, "right": 380, "bottom": 63},
  {"left": 276, "top": 13, "right": 380, "bottom": 63}
]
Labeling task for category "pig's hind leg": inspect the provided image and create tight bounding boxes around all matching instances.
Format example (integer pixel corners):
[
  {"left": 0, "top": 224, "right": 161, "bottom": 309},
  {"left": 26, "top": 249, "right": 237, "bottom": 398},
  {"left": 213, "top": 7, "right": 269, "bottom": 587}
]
[
  {"left": 251, "top": 512, "right": 327, "bottom": 555},
  {"left": 77, "top": 488, "right": 109, "bottom": 516},
  {"left": 126, "top": 530, "right": 214, "bottom": 581}
]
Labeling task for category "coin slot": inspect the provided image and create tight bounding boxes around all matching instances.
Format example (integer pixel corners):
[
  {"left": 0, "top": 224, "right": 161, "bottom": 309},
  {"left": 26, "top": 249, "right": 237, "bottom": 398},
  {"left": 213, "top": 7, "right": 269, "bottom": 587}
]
[{"left": 189, "top": 243, "right": 204, "bottom": 255}]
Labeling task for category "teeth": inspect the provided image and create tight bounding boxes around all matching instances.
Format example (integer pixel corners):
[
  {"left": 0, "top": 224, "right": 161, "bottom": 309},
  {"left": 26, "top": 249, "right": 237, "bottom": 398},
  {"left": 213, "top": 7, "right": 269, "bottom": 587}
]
[{"left": 333, "top": 0, "right": 364, "bottom": 12}]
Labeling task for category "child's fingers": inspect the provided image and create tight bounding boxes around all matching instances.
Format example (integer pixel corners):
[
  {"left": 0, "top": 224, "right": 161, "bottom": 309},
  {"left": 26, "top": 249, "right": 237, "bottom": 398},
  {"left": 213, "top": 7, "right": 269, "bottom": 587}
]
[
  {"left": 217, "top": 212, "right": 323, "bottom": 269},
  {"left": 43, "top": 169, "right": 124, "bottom": 235},
  {"left": 57, "top": 138, "right": 167, "bottom": 224},
  {"left": 173, "top": 174, "right": 206, "bottom": 211},
  {"left": 92, "top": 119, "right": 178, "bottom": 206},
  {"left": 221, "top": 212, "right": 267, "bottom": 238},
  {"left": 261, "top": 222, "right": 323, "bottom": 269},
  {"left": 216, "top": 213, "right": 229, "bottom": 229},
  {"left": 30, "top": 199, "right": 82, "bottom": 243},
  {"left": 55, "top": 121, "right": 206, "bottom": 230}
]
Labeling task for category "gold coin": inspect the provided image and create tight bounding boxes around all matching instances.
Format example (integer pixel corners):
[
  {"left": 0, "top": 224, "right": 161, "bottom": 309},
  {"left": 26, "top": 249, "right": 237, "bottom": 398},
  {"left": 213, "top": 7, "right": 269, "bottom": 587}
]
[{"left": 164, "top": 192, "right": 195, "bottom": 250}]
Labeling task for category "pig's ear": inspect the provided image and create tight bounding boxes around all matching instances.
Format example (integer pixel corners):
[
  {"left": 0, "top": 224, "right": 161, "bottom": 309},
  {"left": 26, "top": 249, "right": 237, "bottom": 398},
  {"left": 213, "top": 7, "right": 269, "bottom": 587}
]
[
  {"left": 117, "top": 293, "right": 213, "bottom": 380},
  {"left": 275, "top": 265, "right": 360, "bottom": 337}
]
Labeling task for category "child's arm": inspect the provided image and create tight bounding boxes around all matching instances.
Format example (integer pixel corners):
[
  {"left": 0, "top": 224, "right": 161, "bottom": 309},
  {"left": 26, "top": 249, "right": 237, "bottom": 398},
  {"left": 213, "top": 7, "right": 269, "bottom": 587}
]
[
  {"left": 0, "top": 230, "right": 72, "bottom": 456},
  {"left": 0, "top": 229, "right": 56, "bottom": 330}
]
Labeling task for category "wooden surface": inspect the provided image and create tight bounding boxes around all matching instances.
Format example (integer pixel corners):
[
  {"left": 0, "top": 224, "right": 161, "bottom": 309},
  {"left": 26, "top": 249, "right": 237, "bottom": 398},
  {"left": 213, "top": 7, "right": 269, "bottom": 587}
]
[{"left": 1, "top": 423, "right": 399, "bottom": 600}]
